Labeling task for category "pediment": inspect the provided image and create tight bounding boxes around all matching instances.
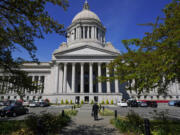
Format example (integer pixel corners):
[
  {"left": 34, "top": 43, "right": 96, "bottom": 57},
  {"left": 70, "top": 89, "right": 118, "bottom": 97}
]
[{"left": 54, "top": 45, "right": 119, "bottom": 57}]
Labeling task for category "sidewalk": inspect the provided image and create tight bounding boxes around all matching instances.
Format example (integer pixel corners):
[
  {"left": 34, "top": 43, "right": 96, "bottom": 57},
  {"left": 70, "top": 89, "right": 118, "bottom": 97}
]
[{"left": 60, "top": 104, "right": 122, "bottom": 135}]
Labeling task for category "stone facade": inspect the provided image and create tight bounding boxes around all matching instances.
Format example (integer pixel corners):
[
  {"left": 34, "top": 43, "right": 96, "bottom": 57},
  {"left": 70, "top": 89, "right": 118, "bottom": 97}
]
[{"left": 0, "top": 1, "right": 179, "bottom": 103}]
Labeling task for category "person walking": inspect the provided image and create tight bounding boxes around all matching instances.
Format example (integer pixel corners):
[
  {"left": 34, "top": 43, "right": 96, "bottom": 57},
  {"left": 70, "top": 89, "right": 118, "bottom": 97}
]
[{"left": 92, "top": 103, "right": 99, "bottom": 120}]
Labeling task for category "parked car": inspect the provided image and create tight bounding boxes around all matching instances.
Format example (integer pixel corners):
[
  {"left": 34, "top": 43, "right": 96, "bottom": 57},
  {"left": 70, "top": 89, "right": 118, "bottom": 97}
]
[
  {"left": 146, "top": 101, "right": 158, "bottom": 107},
  {"left": 168, "top": 100, "right": 178, "bottom": 106},
  {"left": 29, "top": 101, "right": 40, "bottom": 107},
  {"left": 0, "top": 105, "right": 29, "bottom": 117},
  {"left": 117, "top": 101, "right": 128, "bottom": 107},
  {"left": 138, "top": 101, "right": 148, "bottom": 107},
  {"left": 175, "top": 101, "right": 180, "bottom": 107},
  {"left": 23, "top": 101, "right": 29, "bottom": 107},
  {"left": 127, "top": 100, "right": 138, "bottom": 107},
  {"left": 0, "top": 101, "right": 4, "bottom": 106}
]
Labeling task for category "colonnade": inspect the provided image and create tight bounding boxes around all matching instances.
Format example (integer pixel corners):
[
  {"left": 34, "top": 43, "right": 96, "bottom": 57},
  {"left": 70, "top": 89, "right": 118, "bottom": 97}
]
[
  {"left": 68, "top": 26, "right": 105, "bottom": 43},
  {"left": 55, "top": 63, "right": 119, "bottom": 94}
]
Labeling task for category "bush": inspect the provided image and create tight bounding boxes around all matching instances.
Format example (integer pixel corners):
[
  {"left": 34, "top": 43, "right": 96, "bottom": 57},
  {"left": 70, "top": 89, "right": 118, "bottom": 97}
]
[
  {"left": 0, "top": 121, "right": 25, "bottom": 135},
  {"left": 70, "top": 100, "right": 73, "bottom": 104},
  {"left": 11, "top": 128, "right": 34, "bottom": 135},
  {"left": 106, "top": 99, "right": 109, "bottom": 104},
  {"left": 81, "top": 100, "right": 84, "bottom": 104},
  {"left": 101, "top": 100, "right": 105, "bottom": 104},
  {"left": 65, "top": 99, "right": 69, "bottom": 104},
  {"left": 25, "top": 113, "right": 70, "bottom": 135},
  {"left": 90, "top": 100, "right": 94, "bottom": 104},
  {"left": 111, "top": 100, "right": 114, "bottom": 105},
  {"left": 64, "top": 109, "right": 78, "bottom": 116},
  {"left": 61, "top": 99, "right": 64, "bottom": 104}
]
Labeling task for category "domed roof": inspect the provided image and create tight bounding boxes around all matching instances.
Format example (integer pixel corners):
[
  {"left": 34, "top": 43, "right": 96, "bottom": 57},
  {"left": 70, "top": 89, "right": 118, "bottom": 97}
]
[{"left": 72, "top": 1, "right": 101, "bottom": 23}]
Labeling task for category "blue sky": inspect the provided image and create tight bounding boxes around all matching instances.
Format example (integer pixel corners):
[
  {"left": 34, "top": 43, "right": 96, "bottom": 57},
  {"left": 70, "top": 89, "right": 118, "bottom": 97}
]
[{"left": 13, "top": 0, "right": 172, "bottom": 62}]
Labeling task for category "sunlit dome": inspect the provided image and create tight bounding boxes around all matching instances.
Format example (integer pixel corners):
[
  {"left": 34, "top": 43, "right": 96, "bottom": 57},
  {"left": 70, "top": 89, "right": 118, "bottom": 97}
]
[{"left": 72, "top": 1, "right": 101, "bottom": 23}]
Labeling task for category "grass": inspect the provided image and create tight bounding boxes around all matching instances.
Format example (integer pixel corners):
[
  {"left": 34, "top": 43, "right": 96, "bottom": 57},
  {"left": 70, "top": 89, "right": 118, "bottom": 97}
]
[
  {"left": 99, "top": 108, "right": 114, "bottom": 116},
  {"left": 0, "top": 120, "right": 26, "bottom": 135},
  {"left": 64, "top": 109, "right": 78, "bottom": 116},
  {"left": 111, "top": 112, "right": 180, "bottom": 135},
  {"left": 0, "top": 109, "right": 78, "bottom": 135}
]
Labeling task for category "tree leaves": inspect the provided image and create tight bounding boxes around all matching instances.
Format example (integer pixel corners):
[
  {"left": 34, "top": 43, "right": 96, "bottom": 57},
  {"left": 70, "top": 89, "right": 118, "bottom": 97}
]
[
  {"left": 108, "top": 0, "right": 180, "bottom": 94},
  {"left": 0, "top": 0, "right": 69, "bottom": 95}
]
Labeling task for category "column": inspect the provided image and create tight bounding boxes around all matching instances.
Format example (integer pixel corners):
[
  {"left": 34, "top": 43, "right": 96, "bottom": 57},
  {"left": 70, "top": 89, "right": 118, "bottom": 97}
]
[
  {"left": 98, "top": 63, "right": 102, "bottom": 93},
  {"left": 63, "top": 63, "right": 67, "bottom": 93},
  {"left": 114, "top": 67, "right": 119, "bottom": 93},
  {"left": 92, "top": 26, "right": 94, "bottom": 39},
  {"left": 32, "top": 76, "right": 35, "bottom": 95},
  {"left": 106, "top": 64, "right": 111, "bottom": 93},
  {"left": 94, "top": 26, "right": 97, "bottom": 39},
  {"left": 38, "top": 76, "right": 41, "bottom": 94},
  {"left": 71, "top": 63, "right": 76, "bottom": 93},
  {"left": 89, "top": 63, "right": 93, "bottom": 93},
  {"left": 87, "top": 27, "right": 89, "bottom": 39},
  {"left": 80, "top": 63, "right": 84, "bottom": 93},
  {"left": 59, "top": 64, "right": 63, "bottom": 93},
  {"left": 55, "top": 65, "right": 59, "bottom": 94}
]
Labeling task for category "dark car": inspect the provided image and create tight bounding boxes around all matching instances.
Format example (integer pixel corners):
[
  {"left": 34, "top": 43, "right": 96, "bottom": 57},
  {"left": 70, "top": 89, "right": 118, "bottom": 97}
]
[
  {"left": 175, "top": 101, "right": 180, "bottom": 107},
  {"left": 39, "top": 101, "right": 50, "bottom": 107},
  {"left": 0, "top": 105, "right": 29, "bottom": 117},
  {"left": 146, "top": 101, "right": 158, "bottom": 108},
  {"left": 127, "top": 100, "right": 138, "bottom": 107},
  {"left": 138, "top": 101, "right": 148, "bottom": 107}
]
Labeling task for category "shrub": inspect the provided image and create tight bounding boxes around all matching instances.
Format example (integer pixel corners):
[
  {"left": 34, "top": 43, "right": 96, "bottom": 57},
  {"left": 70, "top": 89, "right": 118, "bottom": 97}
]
[
  {"left": 25, "top": 113, "right": 70, "bottom": 135},
  {"left": 70, "top": 100, "right": 73, "bottom": 104},
  {"left": 44, "top": 98, "right": 50, "bottom": 103},
  {"left": 11, "top": 128, "right": 34, "bottom": 135},
  {"left": 61, "top": 99, "right": 64, "bottom": 104},
  {"left": 64, "top": 109, "right": 78, "bottom": 116},
  {"left": 126, "top": 111, "right": 144, "bottom": 134},
  {"left": 0, "top": 121, "right": 25, "bottom": 135},
  {"left": 101, "top": 100, "right": 105, "bottom": 104},
  {"left": 106, "top": 99, "right": 109, "bottom": 104},
  {"left": 65, "top": 99, "right": 69, "bottom": 104},
  {"left": 111, "top": 100, "right": 114, "bottom": 105},
  {"left": 81, "top": 100, "right": 84, "bottom": 104},
  {"left": 90, "top": 100, "right": 94, "bottom": 104}
]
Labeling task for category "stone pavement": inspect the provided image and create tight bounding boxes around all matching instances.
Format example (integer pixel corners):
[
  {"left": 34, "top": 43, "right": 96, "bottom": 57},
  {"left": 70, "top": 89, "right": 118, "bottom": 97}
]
[{"left": 60, "top": 104, "right": 122, "bottom": 135}]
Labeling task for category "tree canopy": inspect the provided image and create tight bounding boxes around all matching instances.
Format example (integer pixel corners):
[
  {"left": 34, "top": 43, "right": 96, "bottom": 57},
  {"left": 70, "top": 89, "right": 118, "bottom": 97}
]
[
  {"left": 0, "top": 0, "right": 69, "bottom": 96},
  {"left": 107, "top": 0, "right": 180, "bottom": 95}
]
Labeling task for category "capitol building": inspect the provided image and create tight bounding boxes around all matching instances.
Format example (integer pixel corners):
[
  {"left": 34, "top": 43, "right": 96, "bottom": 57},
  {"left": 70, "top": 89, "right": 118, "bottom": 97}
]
[{"left": 0, "top": 1, "right": 179, "bottom": 103}]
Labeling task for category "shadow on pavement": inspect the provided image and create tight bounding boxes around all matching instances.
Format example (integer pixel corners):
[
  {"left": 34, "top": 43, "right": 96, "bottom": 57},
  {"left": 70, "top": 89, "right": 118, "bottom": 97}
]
[{"left": 60, "top": 124, "right": 116, "bottom": 135}]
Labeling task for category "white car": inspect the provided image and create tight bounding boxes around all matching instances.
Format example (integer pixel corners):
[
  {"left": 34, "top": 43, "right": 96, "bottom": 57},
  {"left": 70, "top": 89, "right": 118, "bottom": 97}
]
[{"left": 117, "top": 101, "right": 128, "bottom": 107}]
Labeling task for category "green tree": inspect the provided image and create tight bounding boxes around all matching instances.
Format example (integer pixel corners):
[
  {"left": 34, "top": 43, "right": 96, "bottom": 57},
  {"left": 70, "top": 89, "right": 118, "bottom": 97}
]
[
  {"left": 106, "top": 0, "right": 180, "bottom": 94},
  {"left": 0, "top": 0, "right": 69, "bottom": 96}
]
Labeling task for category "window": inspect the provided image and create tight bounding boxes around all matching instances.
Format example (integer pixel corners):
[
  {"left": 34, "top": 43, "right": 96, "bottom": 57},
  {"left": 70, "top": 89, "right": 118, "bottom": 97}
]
[
  {"left": 96, "top": 28, "right": 99, "bottom": 39},
  {"left": 74, "top": 28, "right": 76, "bottom": 40},
  {"left": 85, "top": 26, "right": 88, "bottom": 39},
  {"left": 89, "top": 26, "right": 91, "bottom": 38},
  {"left": 81, "top": 27, "right": 83, "bottom": 38}
]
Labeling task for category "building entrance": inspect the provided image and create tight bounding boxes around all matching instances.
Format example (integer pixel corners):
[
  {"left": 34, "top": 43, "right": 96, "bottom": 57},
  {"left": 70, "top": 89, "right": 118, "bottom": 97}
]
[{"left": 84, "top": 96, "right": 89, "bottom": 103}]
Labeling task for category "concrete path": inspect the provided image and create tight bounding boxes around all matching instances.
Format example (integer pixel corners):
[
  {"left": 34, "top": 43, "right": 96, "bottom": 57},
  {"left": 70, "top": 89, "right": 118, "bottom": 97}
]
[{"left": 60, "top": 105, "right": 122, "bottom": 135}]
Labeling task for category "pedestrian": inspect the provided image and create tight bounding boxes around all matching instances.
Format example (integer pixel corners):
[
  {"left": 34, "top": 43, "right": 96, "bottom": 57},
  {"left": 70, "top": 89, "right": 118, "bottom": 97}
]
[{"left": 92, "top": 102, "right": 99, "bottom": 120}]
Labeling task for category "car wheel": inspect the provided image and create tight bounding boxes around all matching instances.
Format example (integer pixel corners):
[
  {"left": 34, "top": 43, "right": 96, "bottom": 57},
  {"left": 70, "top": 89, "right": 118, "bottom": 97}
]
[{"left": 12, "top": 112, "right": 16, "bottom": 117}]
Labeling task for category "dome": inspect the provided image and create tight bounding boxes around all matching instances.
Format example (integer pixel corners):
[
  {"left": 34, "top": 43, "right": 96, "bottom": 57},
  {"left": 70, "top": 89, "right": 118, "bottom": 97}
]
[
  {"left": 72, "top": 10, "right": 101, "bottom": 23},
  {"left": 72, "top": 1, "right": 101, "bottom": 23}
]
